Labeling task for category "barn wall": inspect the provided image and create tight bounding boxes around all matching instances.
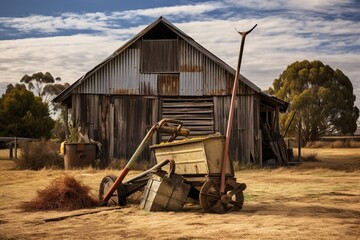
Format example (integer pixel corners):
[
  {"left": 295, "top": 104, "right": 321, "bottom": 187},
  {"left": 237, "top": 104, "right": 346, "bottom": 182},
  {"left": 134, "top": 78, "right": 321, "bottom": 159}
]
[
  {"left": 112, "top": 96, "right": 158, "bottom": 161},
  {"left": 72, "top": 94, "right": 159, "bottom": 164},
  {"left": 72, "top": 94, "right": 112, "bottom": 164},
  {"left": 237, "top": 84, "right": 260, "bottom": 165},
  {"left": 213, "top": 82, "right": 260, "bottom": 164},
  {"left": 69, "top": 37, "right": 261, "bottom": 165}
]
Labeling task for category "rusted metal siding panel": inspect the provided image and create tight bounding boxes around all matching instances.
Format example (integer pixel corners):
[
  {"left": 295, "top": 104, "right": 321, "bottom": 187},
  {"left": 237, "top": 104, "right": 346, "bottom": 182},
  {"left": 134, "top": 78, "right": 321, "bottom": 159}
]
[
  {"left": 179, "top": 72, "right": 203, "bottom": 96},
  {"left": 179, "top": 41, "right": 203, "bottom": 72},
  {"left": 204, "top": 57, "right": 234, "bottom": 96},
  {"left": 75, "top": 49, "right": 140, "bottom": 95},
  {"left": 111, "top": 49, "right": 140, "bottom": 94},
  {"left": 179, "top": 40, "right": 203, "bottom": 96},
  {"left": 158, "top": 73, "right": 179, "bottom": 96},
  {"left": 140, "top": 73, "right": 158, "bottom": 95}
]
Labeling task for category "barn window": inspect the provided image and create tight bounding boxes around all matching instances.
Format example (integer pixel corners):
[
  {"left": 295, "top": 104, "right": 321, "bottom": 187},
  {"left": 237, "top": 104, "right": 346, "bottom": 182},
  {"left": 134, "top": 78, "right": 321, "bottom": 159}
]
[{"left": 141, "top": 39, "right": 179, "bottom": 73}]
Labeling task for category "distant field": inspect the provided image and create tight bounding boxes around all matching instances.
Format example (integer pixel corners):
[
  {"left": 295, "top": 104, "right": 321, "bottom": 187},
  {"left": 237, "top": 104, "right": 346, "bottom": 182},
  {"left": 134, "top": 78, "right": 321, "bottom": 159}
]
[
  {"left": 0, "top": 148, "right": 20, "bottom": 160},
  {"left": 0, "top": 148, "right": 359, "bottom": 239}
]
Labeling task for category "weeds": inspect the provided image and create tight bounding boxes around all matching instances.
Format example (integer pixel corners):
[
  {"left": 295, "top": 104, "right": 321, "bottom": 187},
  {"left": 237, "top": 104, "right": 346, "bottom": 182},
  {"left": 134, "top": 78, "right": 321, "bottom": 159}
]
[{"left": 16, "top": 139, "right": 63, "bottom": 170}]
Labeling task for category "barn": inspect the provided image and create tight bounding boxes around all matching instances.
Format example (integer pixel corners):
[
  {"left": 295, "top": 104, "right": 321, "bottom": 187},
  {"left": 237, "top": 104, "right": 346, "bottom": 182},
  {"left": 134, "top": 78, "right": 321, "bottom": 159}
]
[{"left": 53, "top": 17, "right": 288, "bottom": 166}]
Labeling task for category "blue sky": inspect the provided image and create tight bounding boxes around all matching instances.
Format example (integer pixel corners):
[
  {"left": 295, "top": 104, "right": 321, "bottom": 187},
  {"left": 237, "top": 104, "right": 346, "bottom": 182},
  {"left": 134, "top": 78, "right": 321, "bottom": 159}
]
[{"left": 0, "top": 0, "right": 359, "bottom": 108}]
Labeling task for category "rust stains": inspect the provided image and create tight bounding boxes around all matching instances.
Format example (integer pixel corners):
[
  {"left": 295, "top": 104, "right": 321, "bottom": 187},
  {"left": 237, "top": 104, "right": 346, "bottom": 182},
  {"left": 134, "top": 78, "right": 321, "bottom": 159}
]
[
  {"left": 180, "top": 64, "right": 202, "bottom": 72},
  {"left": 111, "top": 89, "right": 138, "bottom": 95}
]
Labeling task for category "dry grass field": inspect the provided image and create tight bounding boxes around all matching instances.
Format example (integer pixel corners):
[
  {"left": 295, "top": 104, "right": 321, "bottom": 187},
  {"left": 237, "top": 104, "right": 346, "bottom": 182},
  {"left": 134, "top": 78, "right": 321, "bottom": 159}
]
[{"left": 0, "top": 148, "right": 359, "bottom": 240}]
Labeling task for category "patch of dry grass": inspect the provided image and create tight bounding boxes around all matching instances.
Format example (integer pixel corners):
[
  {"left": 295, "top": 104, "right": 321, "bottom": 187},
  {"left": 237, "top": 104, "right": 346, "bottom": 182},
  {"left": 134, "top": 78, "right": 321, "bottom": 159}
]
[
  {"left": 20, "top": 174, "right": 99, "bottom": 211},
  {"left": 306, "top": 140, "right": 360, "bottom": 148},
  {"left": 1, "top": 149, "right": 360, "bottom": 240}
]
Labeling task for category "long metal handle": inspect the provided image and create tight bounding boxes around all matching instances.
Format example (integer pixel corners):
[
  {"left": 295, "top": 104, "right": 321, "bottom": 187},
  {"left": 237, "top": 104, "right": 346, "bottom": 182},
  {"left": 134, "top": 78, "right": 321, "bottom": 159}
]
[
  {"left": 220, "top": 24, "right": 257, "bottom": 194},
  {"left": 101, "top": 118, "right": 188, "bottom": 205}
]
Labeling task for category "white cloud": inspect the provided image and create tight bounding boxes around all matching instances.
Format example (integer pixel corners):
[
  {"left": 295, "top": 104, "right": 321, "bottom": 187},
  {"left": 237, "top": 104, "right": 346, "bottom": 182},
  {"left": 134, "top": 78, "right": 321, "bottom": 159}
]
[
  {"left": 111, "top": 2, "right": 224, "bottom": 20},
  {"left": 0, "top": 0, "right": 359, "bottom": 108},
  {"left": 0, "top": 35, "right": 124, "bottom": 85}
]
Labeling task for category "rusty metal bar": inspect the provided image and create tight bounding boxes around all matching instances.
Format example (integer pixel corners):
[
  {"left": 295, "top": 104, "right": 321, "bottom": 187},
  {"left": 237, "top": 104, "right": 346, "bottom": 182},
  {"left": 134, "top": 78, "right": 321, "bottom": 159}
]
[{"left": 220, "top": 24, "right": 257, "bottom": 194}]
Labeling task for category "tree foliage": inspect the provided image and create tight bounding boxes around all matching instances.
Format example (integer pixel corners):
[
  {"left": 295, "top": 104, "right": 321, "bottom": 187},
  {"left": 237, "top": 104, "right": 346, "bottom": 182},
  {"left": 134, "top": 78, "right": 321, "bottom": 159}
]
[
  {"left": 268, "top": 60, "right": 359, "bottom": 142},
  {"left": 0, "top": 87, "right": 55, "bottom": 139},
  {"left": 20, "top": 72, "right": 69, "bottom": 115}
]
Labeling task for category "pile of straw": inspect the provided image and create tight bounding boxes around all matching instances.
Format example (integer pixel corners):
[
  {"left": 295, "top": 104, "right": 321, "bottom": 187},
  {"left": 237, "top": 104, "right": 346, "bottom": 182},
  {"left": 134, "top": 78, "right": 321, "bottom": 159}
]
[{"left": 20, "top": 175, "right": 99, "bottom": 211}]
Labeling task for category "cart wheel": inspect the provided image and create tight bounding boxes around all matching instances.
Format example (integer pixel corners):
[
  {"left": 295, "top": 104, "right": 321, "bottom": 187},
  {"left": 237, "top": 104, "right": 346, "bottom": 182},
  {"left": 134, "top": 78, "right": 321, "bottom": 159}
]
[
  {"left": 199, "top": 179, "right": 245, "bottom": 213},
  {"left": 99, "top": 175, "right": 127, "bottom": 206},
  {"left": 199, "top": 179, "right": 225, "bottom": 213},
  {"left": 223, "top": 178, "right": 245, "bottom": 211}
]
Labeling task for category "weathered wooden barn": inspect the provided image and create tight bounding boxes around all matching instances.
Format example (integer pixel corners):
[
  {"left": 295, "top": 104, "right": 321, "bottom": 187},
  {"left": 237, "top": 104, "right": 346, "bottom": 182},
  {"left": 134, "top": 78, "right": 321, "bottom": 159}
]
[{"left": 54, "top": 17, "right": 288, "bottom": 166}]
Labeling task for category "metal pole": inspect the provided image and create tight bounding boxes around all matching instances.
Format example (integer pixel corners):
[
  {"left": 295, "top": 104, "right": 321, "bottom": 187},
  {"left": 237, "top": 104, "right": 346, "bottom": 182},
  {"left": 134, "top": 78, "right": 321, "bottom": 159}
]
[
  {"left": 298, "top": 116, "right": 302, "bottom": 162},
  {"left": 220, "top": 24, "right": 257, "bottom": 194}
]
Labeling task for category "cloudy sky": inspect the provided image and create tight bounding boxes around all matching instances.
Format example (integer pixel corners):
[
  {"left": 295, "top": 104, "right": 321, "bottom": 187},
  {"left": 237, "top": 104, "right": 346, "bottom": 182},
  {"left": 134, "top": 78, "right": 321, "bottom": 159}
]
[{"left": 0, "top": 0, "right": 359, "bottom": 108}]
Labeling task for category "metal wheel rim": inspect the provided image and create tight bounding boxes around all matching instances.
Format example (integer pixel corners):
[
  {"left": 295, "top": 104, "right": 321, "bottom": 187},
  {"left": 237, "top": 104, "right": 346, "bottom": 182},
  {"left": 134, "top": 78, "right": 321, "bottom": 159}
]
[{"left": 199, "top": 180, "right": 226, "bottom": 213}]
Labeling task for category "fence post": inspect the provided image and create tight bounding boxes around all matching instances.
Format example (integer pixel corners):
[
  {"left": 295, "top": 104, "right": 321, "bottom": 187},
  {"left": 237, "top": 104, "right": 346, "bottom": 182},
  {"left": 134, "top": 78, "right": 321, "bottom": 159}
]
[{"left": 14, "top": 137, "right": 17, "bottom": 159}]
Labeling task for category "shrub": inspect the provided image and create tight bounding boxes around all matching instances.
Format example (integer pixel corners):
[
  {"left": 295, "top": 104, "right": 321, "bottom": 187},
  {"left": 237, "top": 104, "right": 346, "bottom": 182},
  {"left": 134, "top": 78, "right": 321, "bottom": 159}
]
[{"left": 16, "top": 139, "right": 63, "bottom": 170}]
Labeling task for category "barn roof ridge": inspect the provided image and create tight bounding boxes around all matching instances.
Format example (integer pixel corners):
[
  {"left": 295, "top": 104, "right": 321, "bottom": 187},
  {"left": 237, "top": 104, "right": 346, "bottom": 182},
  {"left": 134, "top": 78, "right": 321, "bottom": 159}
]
[{"left": 53, "top": 16, "right": 261, "bottom": 103}]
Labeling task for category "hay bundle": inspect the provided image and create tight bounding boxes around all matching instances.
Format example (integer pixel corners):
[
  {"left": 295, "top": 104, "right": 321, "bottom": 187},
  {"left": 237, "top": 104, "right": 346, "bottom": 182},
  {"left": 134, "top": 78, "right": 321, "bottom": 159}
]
[{"left": 21, "top": 175, "right": 99, "bottom": 211}]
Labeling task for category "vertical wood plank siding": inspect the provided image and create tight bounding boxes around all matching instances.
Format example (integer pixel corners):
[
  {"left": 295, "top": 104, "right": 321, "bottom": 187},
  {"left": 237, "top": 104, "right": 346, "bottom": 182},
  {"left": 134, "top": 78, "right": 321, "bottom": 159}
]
[
  {"left": 113, "top": 97, "right": 158, "bottom": 161},
  {"left": 72, "top": 94, "right": 158, "bottom": 163},
  {"left": 141, "top": 40, "right": 179, "bottom": 73},
  {"left": 213, "top": 82, "right": 260, "bottom": 164}
]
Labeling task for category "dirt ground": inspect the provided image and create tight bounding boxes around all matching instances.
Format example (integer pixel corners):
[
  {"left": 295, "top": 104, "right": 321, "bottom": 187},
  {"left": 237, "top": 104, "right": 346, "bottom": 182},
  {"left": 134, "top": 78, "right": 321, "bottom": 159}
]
[{"left": 0, "top": 148, "right": 359, "bottom": 240}]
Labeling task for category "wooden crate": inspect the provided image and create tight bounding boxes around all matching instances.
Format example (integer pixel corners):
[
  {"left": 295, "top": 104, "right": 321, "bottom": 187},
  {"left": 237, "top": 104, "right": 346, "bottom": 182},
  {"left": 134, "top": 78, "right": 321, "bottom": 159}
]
[{"left": 140, "top": 173, "right": 191, "bottom": 211}]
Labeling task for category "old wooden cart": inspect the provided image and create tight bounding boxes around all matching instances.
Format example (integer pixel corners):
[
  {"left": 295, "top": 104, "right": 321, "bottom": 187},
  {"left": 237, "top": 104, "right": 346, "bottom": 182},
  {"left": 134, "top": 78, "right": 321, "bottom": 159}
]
[{"left": 150, "top": 134, "right": 246, "bottom": 213}]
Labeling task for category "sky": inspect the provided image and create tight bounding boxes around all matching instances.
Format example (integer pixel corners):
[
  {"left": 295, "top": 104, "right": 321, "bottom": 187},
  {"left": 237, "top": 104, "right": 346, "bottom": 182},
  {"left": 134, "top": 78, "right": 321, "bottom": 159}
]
[{"left": 0, "top": 0, "right": 359, "bottom": 109}]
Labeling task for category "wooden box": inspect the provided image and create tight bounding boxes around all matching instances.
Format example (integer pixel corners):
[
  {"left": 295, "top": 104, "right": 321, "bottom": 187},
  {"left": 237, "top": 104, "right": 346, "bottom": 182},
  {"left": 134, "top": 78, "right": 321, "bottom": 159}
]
[{"left": 140, "top": 173, "right": 191, "bottom": 211}]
